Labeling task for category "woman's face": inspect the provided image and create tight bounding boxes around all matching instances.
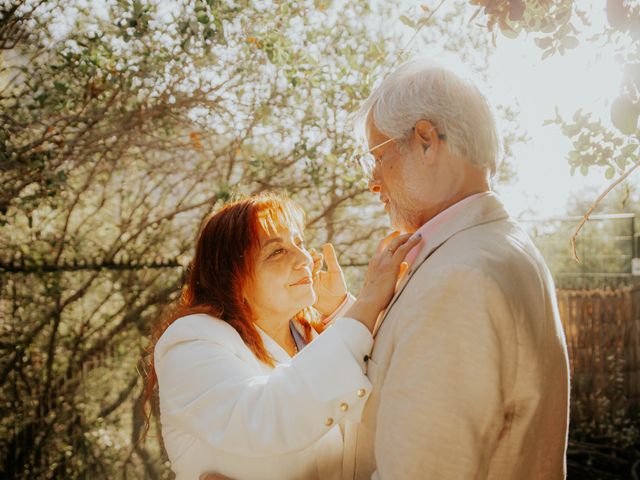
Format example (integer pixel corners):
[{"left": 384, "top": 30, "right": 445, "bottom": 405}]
[{"left": 245, "top": 226, "right": 316, "bottom": 324}]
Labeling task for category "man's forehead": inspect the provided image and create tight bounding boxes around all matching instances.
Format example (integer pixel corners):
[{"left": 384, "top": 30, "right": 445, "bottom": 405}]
[{"left": 365, "top": 116, "right": 391, "bottom": 147}]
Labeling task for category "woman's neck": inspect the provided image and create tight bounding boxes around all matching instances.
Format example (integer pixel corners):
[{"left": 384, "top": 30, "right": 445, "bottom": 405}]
[{"left": 255, "top": 317, "right": 297, "bottom": 356}]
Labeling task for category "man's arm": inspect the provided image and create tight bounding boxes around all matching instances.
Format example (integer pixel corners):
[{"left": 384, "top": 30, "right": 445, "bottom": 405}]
[{"left": 372, "top": 266, "right": 514, "bottom": 479}]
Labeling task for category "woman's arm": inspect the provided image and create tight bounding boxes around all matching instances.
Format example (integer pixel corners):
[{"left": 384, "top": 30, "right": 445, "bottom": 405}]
[
  {"left": 321, "top": 293, "right": 355, "bottom": 327},
  {"left": 156, "top": 316, "right": 372, "bottom": 458}
]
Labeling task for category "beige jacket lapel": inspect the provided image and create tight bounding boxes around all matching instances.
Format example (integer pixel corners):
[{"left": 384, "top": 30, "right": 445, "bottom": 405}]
[{"left": 372, "top": 193, "right": 509, "bottom": 337}]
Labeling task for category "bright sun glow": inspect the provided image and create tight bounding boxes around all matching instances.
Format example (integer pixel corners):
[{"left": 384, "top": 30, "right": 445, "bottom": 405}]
[{"left": 487, "top": 2, "right": 625, "bottom": 218}]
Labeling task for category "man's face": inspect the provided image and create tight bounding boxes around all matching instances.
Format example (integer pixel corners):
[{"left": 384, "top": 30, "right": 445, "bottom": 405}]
[
  {"left": 366, "top": 121, "right": 430, "bottom": 232},
  {"left": 366, "top": 119, "right": 464, "bottom": 231}
]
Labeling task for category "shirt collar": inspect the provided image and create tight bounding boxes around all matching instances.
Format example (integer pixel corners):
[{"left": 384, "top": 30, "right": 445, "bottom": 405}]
[{"left": 404, "top": 191, "right": 493, "bottom": 266}]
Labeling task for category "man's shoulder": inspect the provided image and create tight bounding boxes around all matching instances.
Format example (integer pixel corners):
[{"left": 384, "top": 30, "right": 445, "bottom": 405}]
[
  {"left": 437, "top": 218, "right": 542, "bottom": 270},
  {"left": 410, "top": 218, "right": 551, "bottom": 299}
]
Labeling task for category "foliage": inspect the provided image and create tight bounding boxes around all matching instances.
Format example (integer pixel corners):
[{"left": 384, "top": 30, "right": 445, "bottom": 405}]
[
  {"left": 525, "top": 185, "right": 640, "bottom": 477},
  {"left": 0, "top": 0, "right": 402, "bottom": 477},
  {"left": 0, "top": 0, "right": 524, "bottom": 478},
  {"left": 525, "top": 184, "right": 640, "bottom": 289},
  {"left": 470, "top": 0, "right": 640, "bottom": 180}
]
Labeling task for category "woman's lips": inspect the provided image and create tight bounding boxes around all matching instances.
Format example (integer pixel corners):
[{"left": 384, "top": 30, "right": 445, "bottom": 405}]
[{"left": 290, "top": 276, "right": 312, "bottom": 286}]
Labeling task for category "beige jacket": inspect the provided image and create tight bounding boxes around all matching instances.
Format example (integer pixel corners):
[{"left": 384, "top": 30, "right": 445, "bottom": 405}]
[{"left": 343, "top": 193, "right": 570, "bottom": 480}]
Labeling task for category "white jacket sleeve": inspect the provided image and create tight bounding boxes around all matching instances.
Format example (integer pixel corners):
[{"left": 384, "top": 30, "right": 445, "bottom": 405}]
[
  {"left": 372, "top": 266, "right": 511, "bottom": 479},
  {"left": 155, "top": 316, "right": 373, "bottom": 457},
  {"left": 322, "top": 293, "right": 356, "bottom": 326}
]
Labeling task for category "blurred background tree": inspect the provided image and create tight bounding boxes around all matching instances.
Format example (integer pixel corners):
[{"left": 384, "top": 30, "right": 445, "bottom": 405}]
[
  {"left": 0, "top": 0, "right": 522, "bottom": 478},
  {"left": 526, "top": 183, "right": 640, "bottom": 289}
]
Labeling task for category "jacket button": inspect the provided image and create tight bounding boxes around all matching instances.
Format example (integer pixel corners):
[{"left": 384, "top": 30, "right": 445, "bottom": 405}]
[
  {"left": 325, "top": 417, "right": 334, "bottom": 426},
  {"left": 357, "top": 388, "right": 366, "bottom": 398},
  {"left": 340, "top": 402, "right": 349, "bottom": 412}
]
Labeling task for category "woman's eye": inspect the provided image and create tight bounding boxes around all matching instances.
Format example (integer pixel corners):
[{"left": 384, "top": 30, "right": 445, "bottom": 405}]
[{"left": 269, "top": 248, "right": 286, "bottom": 258}]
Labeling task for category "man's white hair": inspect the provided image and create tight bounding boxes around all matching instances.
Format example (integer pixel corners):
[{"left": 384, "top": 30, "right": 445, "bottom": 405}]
[{"left": 356, "top": 57, "right": 501, "bottom": 177}]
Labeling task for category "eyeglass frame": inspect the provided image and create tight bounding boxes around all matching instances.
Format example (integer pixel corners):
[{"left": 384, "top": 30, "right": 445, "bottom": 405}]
[{"left": 350, "top": 126, "right": 447, "bottom": 175}]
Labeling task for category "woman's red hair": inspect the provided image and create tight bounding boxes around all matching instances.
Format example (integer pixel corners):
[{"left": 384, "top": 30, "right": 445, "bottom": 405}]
[{"left": 140, "top": 192, "right": 323, "bottom": 439}]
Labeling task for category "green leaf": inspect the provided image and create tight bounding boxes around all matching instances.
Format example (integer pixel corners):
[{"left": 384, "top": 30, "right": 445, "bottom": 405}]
[
  {"left": 53, "top": 81, "right": 67, "bottom": 93},
  {"left": 605, "top": 166, "right": 615, "bottom": 180},
  {"left": 621, "top": 143, "right": 638, "bottom": 156},
  {"left": 399, "top": 15, "right": 415, "bottom": 28},
  {"left": 534, "top": 37, "right": 553, "bottom": 49},
  {"left": 561, "top": 36, "right": 579, "bottom": 49},
  {"left": 564, "top": 124, "right": 580, "bottom": 136},
  {"left": 580, "top": 165, "right": 589, "bottom": 176},
  {"left": 611, "top": 96, "right": 639, "bottom": 135},
  {"left": 500, "top": 25, "right": 519, "bottom": 39},
  {"left": 197, "top": 14, "right": 209, "bottom": 24}
]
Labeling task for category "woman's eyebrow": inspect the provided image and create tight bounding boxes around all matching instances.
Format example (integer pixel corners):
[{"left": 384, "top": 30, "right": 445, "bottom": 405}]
[{"left": 261, "top": 237, "right": 283, "bottom": 249}]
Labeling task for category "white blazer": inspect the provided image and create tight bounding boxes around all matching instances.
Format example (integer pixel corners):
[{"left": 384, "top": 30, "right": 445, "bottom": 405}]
[
  {"left": 344, "top": 193, "right": 570, "bottom": 479},
  {"left": 155, "top": 309, "right": 372, "bottom": 480}
]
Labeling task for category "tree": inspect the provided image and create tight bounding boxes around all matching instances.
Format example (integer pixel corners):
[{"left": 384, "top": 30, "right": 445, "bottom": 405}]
[
  {"left": 467, "top": 0, "right": 640, "bottom": 206},
  {"left": 527, "top": 183, "right": 640, "bottom": 289},
  {"left": 0, "top": 0, "right": 401, "bottom": 477},
  {"left": 0, "top": 0, "right": 524, "bottom": 477}
]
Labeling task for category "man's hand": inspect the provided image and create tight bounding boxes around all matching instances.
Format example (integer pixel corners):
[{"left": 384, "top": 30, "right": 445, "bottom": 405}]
[{"left": 311, "top": 243, "right": 348, "bottom": 317}]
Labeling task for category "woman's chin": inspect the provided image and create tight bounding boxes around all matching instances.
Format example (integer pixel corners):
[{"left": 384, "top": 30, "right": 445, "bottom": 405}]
[
  {"left": 309, "top": 289, "right": 318, "bottom": 307},
  {"left": 294, "top": 288, "right": 316, "bottom": 312}
]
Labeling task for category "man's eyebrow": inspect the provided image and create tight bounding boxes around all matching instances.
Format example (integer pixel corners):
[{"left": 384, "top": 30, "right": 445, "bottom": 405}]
[{"left": 261, "top": 237, "right": 283, "bottom": 249}]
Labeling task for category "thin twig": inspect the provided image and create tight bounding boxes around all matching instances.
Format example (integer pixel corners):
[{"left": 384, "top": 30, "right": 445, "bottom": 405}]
[
  {"left": 385, "top": 0, "right": 449, "bottom": 75},
  {"left": 571, "top": 161, "right": 640, "bottom": 262}
]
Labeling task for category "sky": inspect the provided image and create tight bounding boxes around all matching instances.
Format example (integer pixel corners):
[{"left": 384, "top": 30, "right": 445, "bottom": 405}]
[
  {"left": 480, "top": 3, "right": 626, "bottom": 219},
  {"left": 48, "top": 0, "right": 628, "bottom": 221}
]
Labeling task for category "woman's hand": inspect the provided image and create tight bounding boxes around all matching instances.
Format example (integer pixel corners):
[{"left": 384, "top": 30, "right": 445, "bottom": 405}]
[
  {"left": 310, "top": 243, "right": 348, "bottom": 317},
  {"left": 346, "top": 231, "right": 422, "bottom": 333}
]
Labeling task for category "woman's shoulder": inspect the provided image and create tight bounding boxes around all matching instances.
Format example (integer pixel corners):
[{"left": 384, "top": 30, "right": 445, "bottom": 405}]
[{"left": 155, "top": 314, "right": 244, "bottom": 359}]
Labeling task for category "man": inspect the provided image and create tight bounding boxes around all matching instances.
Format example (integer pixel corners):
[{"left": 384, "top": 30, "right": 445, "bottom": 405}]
[{"left": 342, "top": 58, "right": 570, "bottom": 479}]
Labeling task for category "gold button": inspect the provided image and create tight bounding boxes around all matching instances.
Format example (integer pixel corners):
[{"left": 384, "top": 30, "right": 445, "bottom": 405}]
[
  {"left": 357, "top": 388, "right": 366, "bottom": 398},
  {"left": 340, "top": 402, "right": 349, "bottom": 412},
  {"left": 325, "top": 417, "right": 334, "bottom": 426}
]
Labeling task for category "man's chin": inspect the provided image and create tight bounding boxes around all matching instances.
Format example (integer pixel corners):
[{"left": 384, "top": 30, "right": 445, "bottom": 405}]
[
  {"left": 387, "top": 208, "right": 406, "bottom": 232},
  {"left": 389, "top": 213, "right": 416, "bottom": 234}
]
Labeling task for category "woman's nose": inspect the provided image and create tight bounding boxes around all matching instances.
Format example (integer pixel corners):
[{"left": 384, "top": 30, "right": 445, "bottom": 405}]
[{"left": 294, "top": 246, "right": 313, "bottom": 269}]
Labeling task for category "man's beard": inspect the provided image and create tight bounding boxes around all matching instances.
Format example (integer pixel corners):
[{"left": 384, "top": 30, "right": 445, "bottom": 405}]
[{"left": 388, "top": 200, "right": 423, "bottom": 233}]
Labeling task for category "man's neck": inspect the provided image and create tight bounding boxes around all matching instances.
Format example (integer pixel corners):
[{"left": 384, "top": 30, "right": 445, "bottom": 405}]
[{"left": 415, "top": 187, "right": 491, "bottom": 230}]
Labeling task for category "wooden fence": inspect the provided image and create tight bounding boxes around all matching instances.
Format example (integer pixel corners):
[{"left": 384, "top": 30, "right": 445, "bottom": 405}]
[{"left": 557, "top": 287, "right": 640, "bottom": 430}]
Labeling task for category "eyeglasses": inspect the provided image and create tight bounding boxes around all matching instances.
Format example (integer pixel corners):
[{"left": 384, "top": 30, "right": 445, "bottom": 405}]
[
  {"left": 348, "top": 137, "right": 398, "bottom": 176},
  {"left": 348, "top": 127, "right": 446, "bottom": 176}
]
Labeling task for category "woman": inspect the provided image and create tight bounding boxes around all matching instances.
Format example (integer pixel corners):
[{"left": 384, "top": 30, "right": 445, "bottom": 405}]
[{"left": 142, "top": 192, "right": 419, "bottom": 480}]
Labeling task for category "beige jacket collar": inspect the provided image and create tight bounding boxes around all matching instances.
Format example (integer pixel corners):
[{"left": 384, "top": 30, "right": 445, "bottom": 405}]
[{"left": 373, "top": 192, "right": 510, "bottom": 336}]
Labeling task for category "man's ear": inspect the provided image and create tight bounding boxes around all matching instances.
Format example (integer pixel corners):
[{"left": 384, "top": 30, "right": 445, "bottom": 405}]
[
  {"left": 414, "top": 120, "right": 443, "bottom": 164},
  {"left": 414, "top": 119, "right": 440, "bottom": 148}
]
